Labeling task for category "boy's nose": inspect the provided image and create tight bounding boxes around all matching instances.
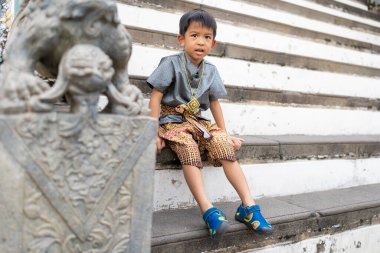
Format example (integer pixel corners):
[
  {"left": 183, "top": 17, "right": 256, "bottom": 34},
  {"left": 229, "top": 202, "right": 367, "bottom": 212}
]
[{"left": 197, "top": 37, "right": 205, "bottom": 45}]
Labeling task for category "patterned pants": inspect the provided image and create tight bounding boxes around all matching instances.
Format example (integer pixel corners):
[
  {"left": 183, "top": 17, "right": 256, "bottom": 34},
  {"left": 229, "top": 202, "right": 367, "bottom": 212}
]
[{"left": 159, "top": 120, "right": 236, "bottom": 168}]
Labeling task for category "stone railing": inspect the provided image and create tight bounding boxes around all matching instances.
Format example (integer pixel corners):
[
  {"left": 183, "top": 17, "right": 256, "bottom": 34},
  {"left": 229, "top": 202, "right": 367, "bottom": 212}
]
[{"left": 0, "top": 1, "right": 157, "bottom": 252}]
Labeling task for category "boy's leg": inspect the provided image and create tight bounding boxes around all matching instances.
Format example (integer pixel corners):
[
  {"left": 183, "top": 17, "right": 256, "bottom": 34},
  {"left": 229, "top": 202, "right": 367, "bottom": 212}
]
[
  {"left": 203, "top": 127, "right": 255, "bottom": 206},
  {"left": 220, "top": 160, "right": 255, "bottom": 207},
  {"left": 182, "top": 165, "right": 213, "bottom": 212},
  {"left": 163, "top": 127, "right": 213, "bottom": 211},
  {"left": 204, "top": 127, "right": 272, "bottom": 234},
  {"left": 162, "top": 123, "right": 230, "bottom": 237},
  {"left": 183, "top": 164, "right": 229, "bottom": 239},
  {"left": 221, "top": 160, "right": 273, "bottom": 235}
]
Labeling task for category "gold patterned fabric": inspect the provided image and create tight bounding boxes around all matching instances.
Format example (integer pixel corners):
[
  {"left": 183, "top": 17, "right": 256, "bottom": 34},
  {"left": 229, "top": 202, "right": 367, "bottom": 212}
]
[{"left": 159, "top": 105, "right": 236, "bottom": 168}]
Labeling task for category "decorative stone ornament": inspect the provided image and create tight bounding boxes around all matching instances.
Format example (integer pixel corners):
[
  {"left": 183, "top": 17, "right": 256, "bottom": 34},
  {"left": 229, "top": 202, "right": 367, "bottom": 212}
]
[
  {"left": 0, "top": 1, "right": 157, "bottom": 253},
  {"left": 0, "top": 0, "right": 146, "bottom": 116}
]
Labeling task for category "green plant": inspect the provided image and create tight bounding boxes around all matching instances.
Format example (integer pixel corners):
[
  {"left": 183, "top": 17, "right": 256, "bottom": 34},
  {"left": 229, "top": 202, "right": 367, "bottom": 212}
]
[{"left": 367, "top": 0, "right": 380, "bottom": 9}]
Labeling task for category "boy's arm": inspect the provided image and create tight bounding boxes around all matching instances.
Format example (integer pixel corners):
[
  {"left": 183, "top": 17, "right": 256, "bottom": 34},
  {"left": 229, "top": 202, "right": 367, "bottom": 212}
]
[
  {"left": 210, "top": 99, "right": 244, "bottom": 150},
  {"left": 149, "top": 88, "right": 166, "bottom": 153},
  {"left": 210, "top": 99, "right": 227, "bottom": 132},
  {"left": 149, "top": 88, "right": 163, "bottom": 119}
]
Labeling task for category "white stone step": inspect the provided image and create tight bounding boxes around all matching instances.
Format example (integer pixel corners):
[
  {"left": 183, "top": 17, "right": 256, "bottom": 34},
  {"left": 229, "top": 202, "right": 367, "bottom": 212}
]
[
  {"left": 244, "top": 224, "right": 380, "bottom": 253},
  {"left": 333, "top": 0, "right": 368, "bottom": 10},
  {"left": 208, "top": 102, "right": 380, "bottom": 136},
  {"left": 185, "top": 0, "right": 379, "bottom": 36},
  {"left": 153, "top": 158, "right": 380, "bottom": 211},
  {"left": 118, "top": 4, "right": 380, "bottom": 70},
  {"left": 282, "top": 0, "right": 379, "bottom": 27},
  {"left": 129, "top": 45, "right": 380, "bottom": 99}
]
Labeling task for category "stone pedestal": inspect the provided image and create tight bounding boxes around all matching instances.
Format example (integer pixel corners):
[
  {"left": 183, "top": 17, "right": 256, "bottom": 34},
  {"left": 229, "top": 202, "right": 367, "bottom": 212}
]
[{"left": 0, "top": 113, "right": 157, "bottom": 253}]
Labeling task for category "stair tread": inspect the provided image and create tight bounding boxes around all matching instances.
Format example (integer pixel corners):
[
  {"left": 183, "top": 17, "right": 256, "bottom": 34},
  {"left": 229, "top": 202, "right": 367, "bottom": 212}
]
[
  {"left": 156, "top": 134, "right": 380, "bottom": 167},
  {"left": 152, "top": 183, "right": 380, "bottom": 247},
  {"left": 252, "top": 134, "right": 380, "bottom": 144}
]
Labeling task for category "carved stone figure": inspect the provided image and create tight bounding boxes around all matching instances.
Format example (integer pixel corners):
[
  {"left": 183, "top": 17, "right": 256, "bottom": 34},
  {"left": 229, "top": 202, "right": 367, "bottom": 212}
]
[
  {"left": 0, "top": 0, "right": 145, "bottom": 115},
  {"left": 0, "top": 1, "right": 156, "bottom": 253},
  {"left": 37, "top": 44, "right": 144, "bottom": 118},
  {"left": 0, "top": 112, "right": 157, "bottom": 253}
]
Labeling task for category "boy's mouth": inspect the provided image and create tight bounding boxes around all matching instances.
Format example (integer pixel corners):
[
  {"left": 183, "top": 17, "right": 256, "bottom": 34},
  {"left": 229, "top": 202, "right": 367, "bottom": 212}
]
[{"left": 195, "top": 49, "right": 204, "bottom": 53}]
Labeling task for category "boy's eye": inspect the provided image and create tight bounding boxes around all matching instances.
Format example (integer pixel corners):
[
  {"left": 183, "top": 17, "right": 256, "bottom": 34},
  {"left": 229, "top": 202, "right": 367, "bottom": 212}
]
[{"left": 191, "top": 34, "right": 197, "bottom": 38}]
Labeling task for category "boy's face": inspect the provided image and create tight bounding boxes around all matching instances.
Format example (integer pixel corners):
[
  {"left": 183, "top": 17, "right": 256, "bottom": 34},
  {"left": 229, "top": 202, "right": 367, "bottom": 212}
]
[{"left": 178, "top": 21, "right": 216, "bottom": 66}]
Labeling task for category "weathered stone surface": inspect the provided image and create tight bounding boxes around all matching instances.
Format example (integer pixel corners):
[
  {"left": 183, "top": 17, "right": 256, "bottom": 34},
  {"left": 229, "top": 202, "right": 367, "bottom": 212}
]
[
  {"left": 151, "top": 184, "right": 380, "bottom": 253},
  {"left": 0, "top": 0, "right": 146, "bottom": 116},
  {"left": 127, "top": 27, "right": 380, "bottom": 77},
  {"left": 130, "top": 77, "right": 380, "bottom": 111},
  {"left": 0, "top": 113, "right": 156, "bottom": 252},
  {"left": 0, "top": 1, "right": 157, "bottom": 252},
  {"left": 154, "top": 134, "right": 380, "bottom": 169}
]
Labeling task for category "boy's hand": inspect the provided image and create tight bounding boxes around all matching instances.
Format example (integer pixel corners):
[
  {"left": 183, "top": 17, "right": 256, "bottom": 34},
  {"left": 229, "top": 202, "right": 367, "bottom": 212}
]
[
  {"left": 156, "top": 136, "right": 166, "bottom": 154},
  {"left": 228, "top": 136, "right": 245, "bottom": 151}
]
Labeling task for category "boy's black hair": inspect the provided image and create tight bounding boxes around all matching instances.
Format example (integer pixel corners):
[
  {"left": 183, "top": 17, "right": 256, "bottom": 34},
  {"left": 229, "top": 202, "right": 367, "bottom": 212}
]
[{"left": 179, "top": 9, "right": 217, "bottom": 38}]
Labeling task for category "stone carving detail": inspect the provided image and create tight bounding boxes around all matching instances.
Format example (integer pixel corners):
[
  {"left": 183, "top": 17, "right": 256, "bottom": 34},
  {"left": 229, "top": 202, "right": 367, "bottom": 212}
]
[
  {"left": 0, "top": 0, "right": 146, "bottom": 116},
  {"left": 0, "top": 1, "right": 157, "bottom": 252},
  {"left": 16, "top": 114, "right": 139, "bottom": 219},
  {"left": 0, "top": 113, "right": 156, "bottom": 252},
  {"left": 24, "top": 174, "right": 132, "bottom": 253}
]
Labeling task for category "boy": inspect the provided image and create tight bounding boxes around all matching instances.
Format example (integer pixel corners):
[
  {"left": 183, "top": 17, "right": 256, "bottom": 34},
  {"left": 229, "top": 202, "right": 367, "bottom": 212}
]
[{"left": 147, "top": 9, "right": 272, "bottom": 238}]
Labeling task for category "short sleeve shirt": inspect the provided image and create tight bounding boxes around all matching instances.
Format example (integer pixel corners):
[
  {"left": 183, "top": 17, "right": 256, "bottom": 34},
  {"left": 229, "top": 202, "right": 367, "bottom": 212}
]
[{"left": 147, "top": 52, "right": 227, "bottom": 124}]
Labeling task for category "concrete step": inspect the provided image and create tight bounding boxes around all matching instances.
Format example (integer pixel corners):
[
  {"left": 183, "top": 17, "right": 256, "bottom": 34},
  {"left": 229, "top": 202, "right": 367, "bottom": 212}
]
[
  {"left": 278, "top": 0, "right": 380, "bottom": 26},
  {"left": 128, "top": 48, "right": 380, "bottom": 136},
  {"left": 119, "top": 0, "right": 380, "bottom": 35},
  {"left": 151, "top": 183, "right": 380, "bottom": 252},
  {"left": 127, "top": 28, "right": 380, "bottom": 78},
  {"left": 129, "top": 45, "right": 380, "bottom": 100},
  {"left": 118, "top": 4, "right": 380, "bottom": 77},
  {"left": 155, "top": 135, "right": 380, "bottom": 168},
  {"left": 128, "top": 99, "right": 380, "bottom": 136},
  {"left": 207, "top": 102, "right": 380, "bottom": 136},
  {"left": 246, "top": 224, "right": 380, "bottom": 252},
  {"left": 153, "top": 135, "right": 380, "bottom": 211},
  {"left": 316, "top": 0, "right": 368, "bottom": 11},
  {"left": 132, "top": 77, "right": 380, "bottom": 111},
  {"left": 118, "top": 0, "right": 380, "bottom": 55}
]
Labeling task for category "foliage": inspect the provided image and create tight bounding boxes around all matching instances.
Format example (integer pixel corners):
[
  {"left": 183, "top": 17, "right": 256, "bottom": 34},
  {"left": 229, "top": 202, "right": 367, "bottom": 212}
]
[
  {"left": 0, "top": 0, "right": 10, "bottom": 64},
  {"left": 367, "top": 0, "right": 380, "bottom": 9}
]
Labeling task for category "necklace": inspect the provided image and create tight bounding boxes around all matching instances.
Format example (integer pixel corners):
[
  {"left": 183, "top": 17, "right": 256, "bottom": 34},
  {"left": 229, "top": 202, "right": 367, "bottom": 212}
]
[{"left": 180, "top": 53, "right": 205, "bottom": 114}]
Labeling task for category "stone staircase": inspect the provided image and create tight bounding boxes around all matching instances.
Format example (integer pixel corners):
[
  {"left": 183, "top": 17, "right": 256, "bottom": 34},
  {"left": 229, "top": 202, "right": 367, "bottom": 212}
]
[
  {"left": 115, "top": 0, "right": 380, "bottom": 252},
  {"left": 152, "top": 184, "right": 380, "bottom": 252}
]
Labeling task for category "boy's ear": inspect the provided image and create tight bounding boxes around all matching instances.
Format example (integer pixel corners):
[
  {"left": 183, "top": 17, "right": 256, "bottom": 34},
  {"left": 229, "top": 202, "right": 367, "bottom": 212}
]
[
  {"left": 211, "top": 39, "right": 217, "bottom": 48},
  {"left": 177, "top": 34, "right": 185, "bottom": 47}
]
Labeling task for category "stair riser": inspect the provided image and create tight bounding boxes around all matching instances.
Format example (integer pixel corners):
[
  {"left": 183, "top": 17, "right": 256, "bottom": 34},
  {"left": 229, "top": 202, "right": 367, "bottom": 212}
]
[
  {"left": 244, "top": 224, "right": 380, "bottom": 253},
  {"left": 205, "top": 103, "right": 380, "bottom": 136},
  {"left": 153, "top": 158, "right": 380, "bottom": 211},
  {"left": 129, "top": 45, "right": 380, "bottom": 98},
  {"left": 184, "top": 0, "right": 380, "bottom": 41},
  {"left": 118, "top": 4, "right": 380, "bottom": 70},
  {"left": 118, "top": 0, "right": 380, "bottom": 38},
  {"left": 131, "top": 78, "right": 380, "bottom": 110},
  {"left": 282, "top": 0, "right": 379, "bottom": 26},
  {"left": 334, "top": 0, "right": 368, "bottom": 10}
]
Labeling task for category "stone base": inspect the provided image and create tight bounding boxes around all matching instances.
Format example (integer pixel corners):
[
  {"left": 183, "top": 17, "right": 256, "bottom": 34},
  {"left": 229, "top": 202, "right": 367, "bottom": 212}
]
[{"left": 0, "top": 112, "right": 157, "bottom": 253}]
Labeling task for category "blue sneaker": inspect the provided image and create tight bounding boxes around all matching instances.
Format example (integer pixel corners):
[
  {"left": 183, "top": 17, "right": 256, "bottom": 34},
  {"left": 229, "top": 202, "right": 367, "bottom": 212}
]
[
  {"left": 203, "top": 207, "right": 230, "bottom": 239},
  {"left": 235, "top": 204, "right": 273, "bottom": 235}
]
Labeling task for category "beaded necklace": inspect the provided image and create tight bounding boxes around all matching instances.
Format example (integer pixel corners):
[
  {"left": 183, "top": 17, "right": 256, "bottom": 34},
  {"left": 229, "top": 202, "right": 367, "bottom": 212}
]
[{"left": 180, "top": 53, "right": 205, "bottom": 114}]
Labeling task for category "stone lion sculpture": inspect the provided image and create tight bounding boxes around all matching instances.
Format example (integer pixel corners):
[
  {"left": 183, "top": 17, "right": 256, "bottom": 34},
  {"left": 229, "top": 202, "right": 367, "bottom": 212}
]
[{"left": 0, "top": 0, "right": 145, "bottom": 115}]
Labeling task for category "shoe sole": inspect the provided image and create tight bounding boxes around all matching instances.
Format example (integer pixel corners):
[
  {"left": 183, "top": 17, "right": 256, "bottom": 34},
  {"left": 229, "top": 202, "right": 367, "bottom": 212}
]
[
  {"left": 235, "top": 215, "right": 273, "bottom": 236},
  {"left": 214, "top": 221, "right": 230, "bottom": 239}
]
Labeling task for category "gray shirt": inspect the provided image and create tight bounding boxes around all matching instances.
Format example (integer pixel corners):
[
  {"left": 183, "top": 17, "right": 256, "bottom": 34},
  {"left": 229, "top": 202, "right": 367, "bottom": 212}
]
[{"left": 147, "top": 52, "right": 227, "bottom": 124}]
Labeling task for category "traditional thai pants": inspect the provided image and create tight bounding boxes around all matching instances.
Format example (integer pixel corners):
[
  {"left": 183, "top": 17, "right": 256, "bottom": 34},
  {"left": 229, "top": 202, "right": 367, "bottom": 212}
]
[{"left": 159, "top": 104, "right": 236, "bottom": 168}]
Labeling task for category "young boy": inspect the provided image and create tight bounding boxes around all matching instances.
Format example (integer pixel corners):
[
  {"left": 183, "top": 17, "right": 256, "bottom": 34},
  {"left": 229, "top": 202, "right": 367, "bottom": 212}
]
[{"left": 147, "top": 9, "right": 272, "bottom": 238}]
